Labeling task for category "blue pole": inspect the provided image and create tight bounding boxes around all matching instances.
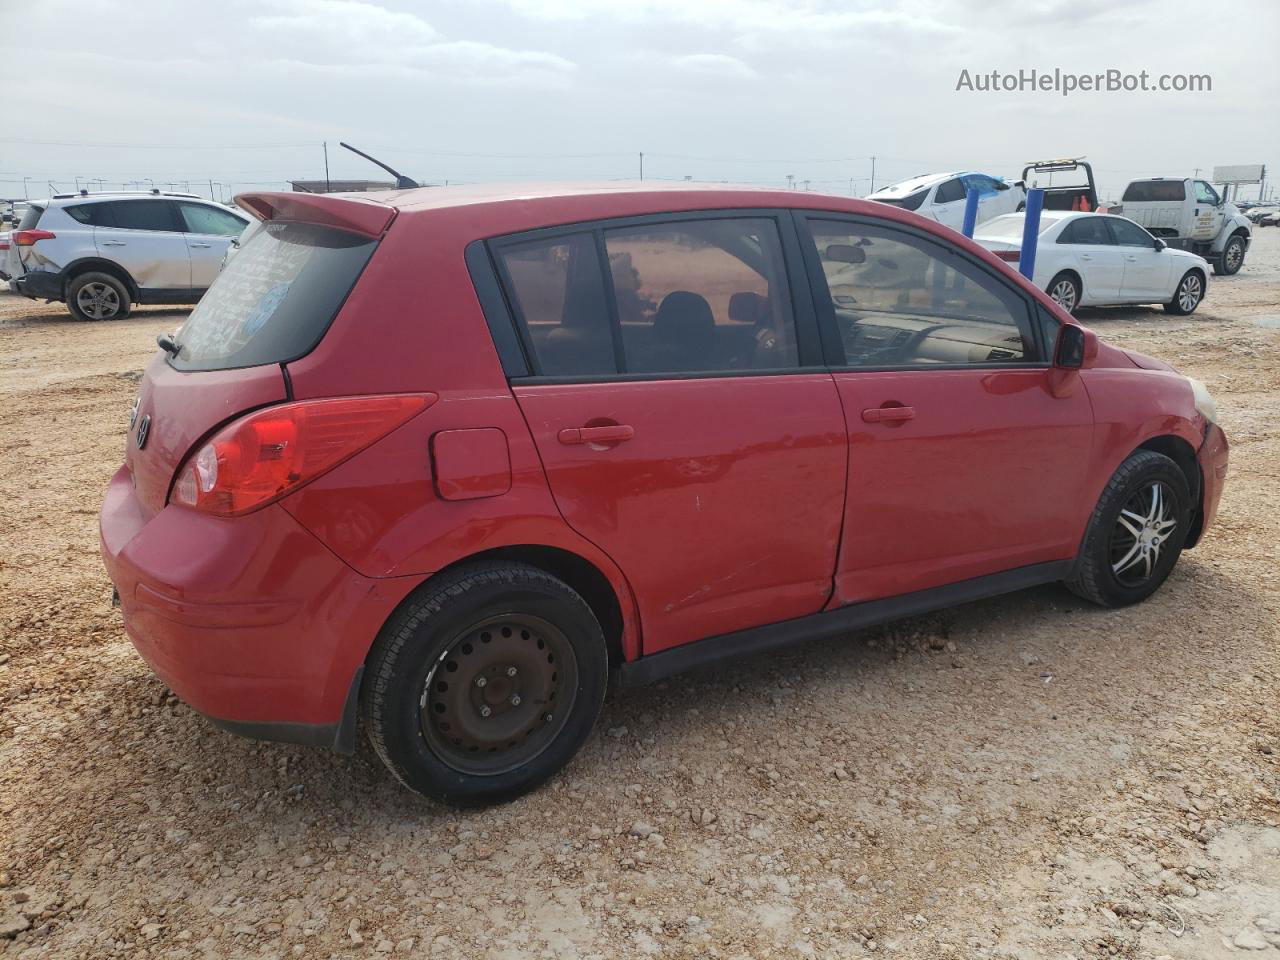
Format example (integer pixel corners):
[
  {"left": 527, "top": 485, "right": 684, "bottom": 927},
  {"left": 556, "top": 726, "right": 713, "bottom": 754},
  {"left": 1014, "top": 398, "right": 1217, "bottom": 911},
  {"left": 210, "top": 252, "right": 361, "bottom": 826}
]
[
  {"left": 1019, "top": 188, "right": 1044, "bottom": 281},
  {"left": 961, "top": 187, "right": 980, "bottom": 238}
]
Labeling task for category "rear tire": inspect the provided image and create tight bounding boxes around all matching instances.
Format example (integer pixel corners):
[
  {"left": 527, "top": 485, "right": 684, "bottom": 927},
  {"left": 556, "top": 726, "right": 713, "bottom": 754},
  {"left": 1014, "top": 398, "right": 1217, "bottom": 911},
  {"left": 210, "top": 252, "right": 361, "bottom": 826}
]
[
  {"left": 66, "top": 271, "right": 131, "bottom": 321},
  {"left": 1047, "top": 272, "right": 1081, "bottom": 315},
  {"left": 361, "top": 562, "right": 608, "bottom": 806},
  {"left": 1067, "top": 450, "right": 1191, "bottom": 608},
  {"left": 1162, "top": 270, "right": 1204, "bottom": 315}
]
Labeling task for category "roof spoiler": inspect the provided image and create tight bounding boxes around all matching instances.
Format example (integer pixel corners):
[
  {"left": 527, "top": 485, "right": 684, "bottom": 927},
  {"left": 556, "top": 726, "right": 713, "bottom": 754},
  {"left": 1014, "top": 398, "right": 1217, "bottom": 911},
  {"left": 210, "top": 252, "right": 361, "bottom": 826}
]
[{"left": 233, "top": 191, "right": 396, "bottom": 238}]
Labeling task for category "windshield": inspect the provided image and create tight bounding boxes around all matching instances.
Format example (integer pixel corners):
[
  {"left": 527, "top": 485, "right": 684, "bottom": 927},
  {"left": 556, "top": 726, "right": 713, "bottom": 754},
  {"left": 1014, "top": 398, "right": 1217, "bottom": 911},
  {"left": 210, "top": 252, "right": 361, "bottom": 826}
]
[
  {"left": 171, "top": 220, "right": 377, "bottom": 372},
  {"left": 870, "top": 189, "right": 928, "bottom": 212}
]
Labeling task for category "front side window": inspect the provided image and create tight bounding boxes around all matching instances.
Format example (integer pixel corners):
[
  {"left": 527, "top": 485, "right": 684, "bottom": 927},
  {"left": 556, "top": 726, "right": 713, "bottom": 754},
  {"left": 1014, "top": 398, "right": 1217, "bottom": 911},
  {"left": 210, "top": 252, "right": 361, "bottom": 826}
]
[
  {"left": 1107, "top": 217, "right": 1156, "bottom": 247},
  {"left": 1194, "top": 180, "right": 1220, "bottom": 205},
  {"left": 602, "top": 218, "right": 798, "bottom": 374},
  {"left": 179, "top": 202, "right": 249, "bottom": 236},
  {"left": 1058, "top": 217, "right": 1115, "bottom": 245},
  {"left": 102, "top": 200, "right": 181, "bottom": 232},
  {"left": 808, "top": 218, "right": 1036, "bottom": 367}
]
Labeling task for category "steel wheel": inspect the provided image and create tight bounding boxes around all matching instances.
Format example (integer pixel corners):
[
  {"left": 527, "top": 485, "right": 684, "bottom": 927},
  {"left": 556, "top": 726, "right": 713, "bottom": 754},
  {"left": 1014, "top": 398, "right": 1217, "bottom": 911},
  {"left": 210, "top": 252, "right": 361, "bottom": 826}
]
[
  {"left": 76, "top": 281, "right": 122, "bottom": 320},
  {"left": 421, "top": 613, "right": 578, "bottom": 776},
  {"left": 1109, "top": 480, "right": 1178, "bottom": 587},
  {"left": 1177, "top": 274, "right": 1202, "bottom": 312},
  {"left": 1050, "top": 277, "right": 1078, "bottom": 312},
  {"left": 1223, "top": 237, "right": 1244, "bottom": 273}
]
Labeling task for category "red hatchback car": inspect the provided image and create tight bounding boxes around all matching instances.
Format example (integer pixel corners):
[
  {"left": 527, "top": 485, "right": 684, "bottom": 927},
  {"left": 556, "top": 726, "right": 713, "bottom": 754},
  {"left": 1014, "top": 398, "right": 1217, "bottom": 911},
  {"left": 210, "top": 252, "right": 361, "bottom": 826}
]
[{"left": 100, "top": 184, "right": 1228, "bottom": 804}]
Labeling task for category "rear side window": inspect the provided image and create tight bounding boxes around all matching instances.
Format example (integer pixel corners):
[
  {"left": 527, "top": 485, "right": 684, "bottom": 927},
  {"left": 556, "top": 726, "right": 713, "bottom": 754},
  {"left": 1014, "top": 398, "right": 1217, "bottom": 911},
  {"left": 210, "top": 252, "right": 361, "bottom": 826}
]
[
  {"left": 1121, "top": 180, "right": 1186, "bottom": 202},
  {"left": 1058, "top": 218, "right": 1114, "bottom": 245},
  {"left": 17, "top": 205, "right": 43, "bottom": 230},
  {"left": 101, "top": 200, "right": 181, "bottom": 232},
  {"left": 872, "top": 189, "right": 928, "bottom": 212},
  {"left": 934, "top": 179, "right": 966, "bottom": 204},
  {"left": 497, "top": 233, "right": 616, "bottom": 377},
  {"left": 171, "top": 221, "right": 377, "bottom": 372},
  {"left": 64, "top": 203, "right": 118, "bottom": 227}
]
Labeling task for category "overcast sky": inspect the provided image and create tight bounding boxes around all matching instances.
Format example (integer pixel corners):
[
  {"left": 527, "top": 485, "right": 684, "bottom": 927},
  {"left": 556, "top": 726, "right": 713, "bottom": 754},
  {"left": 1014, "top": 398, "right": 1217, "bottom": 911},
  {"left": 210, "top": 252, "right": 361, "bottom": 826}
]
[{"left": 4, "top": 0, "right": 1278, "bottom": 203}]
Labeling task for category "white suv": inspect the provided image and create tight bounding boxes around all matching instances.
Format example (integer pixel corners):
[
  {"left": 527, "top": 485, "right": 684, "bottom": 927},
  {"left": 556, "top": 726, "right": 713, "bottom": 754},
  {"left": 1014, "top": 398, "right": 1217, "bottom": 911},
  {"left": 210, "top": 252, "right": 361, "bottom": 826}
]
[
  {"left": 866, "top": 171, "right": 1027, "bottom": 233},
  {"left": 3, "top": 191, "right": 249, "bottom": 320}
]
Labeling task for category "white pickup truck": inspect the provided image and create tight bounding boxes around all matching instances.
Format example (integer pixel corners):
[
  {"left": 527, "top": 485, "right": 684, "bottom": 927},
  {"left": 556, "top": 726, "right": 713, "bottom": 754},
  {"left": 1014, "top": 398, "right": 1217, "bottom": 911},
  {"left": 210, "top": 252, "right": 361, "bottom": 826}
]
[{"left": 1110, "top": 177, "right": 1252, "bottom": 275}]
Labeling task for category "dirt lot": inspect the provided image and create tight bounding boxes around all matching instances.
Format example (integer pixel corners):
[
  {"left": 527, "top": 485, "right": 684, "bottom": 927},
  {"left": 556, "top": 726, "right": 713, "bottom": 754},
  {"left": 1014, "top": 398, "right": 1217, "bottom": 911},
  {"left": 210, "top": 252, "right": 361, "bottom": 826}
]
[{"left": 1, "top": 233, "right": 1277, "bottom": 960}]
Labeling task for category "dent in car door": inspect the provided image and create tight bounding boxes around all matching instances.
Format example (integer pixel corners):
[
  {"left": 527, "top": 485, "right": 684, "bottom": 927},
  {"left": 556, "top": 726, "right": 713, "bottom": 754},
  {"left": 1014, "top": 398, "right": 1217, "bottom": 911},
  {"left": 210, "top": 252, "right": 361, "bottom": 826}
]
[
  {"left": 93, "top": 200, "right": 192, "bottom": 293},
  {"left": 797, "top": 214, "right": 1095, "bottom": 604},
  {"left": 494, "top": 215, "right": 848, "bottom": 654}
]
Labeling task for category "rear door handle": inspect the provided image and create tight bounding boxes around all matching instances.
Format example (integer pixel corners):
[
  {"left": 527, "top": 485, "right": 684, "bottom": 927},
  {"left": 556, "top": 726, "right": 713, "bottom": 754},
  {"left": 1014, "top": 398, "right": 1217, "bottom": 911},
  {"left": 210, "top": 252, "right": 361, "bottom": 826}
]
[
  {"left": 101, "top": 240, "right": 126, "bottom": 246},
  {"left": 862, "top": 406, "right": 915, "bottom": 423},
  {"left": 558, "top": 424, "right": 635, "bottom": 445},
  {"left": 190, "top": 242, "right": 212, "bottom": 248},
  {"left": 1079, "top": 254, "right": 1093, "bottom": 261},
  {"left": 1126, "top": 255, "right": 1138, "bottom": 261}
]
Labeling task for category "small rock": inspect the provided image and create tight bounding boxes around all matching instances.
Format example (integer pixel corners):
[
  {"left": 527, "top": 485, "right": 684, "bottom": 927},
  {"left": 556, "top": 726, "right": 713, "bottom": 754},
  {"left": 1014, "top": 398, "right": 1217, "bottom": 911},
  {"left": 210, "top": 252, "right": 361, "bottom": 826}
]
[
  {"left": 607, "top": 726, "right": 628, "bottom": 739},
  {"left": 629, "top": 821, "right": 655, "bottom": 839},
  {"left": 0, "top": 913, "right": 31, "bottom": 939},
  {"left": 140, "top": 923, "right": 163, "bottom": 941},
  {"left": 332, "top": 836, "right": 351, "bottom": 852},
  {"left": 294, "top": 854, "right": 314, "bottom": 869},
  {"left": 1232, "top": 928, "right": 1269, "bottom": 950},
  {"left": 376, "top": 939, "right": 393, "bottom": 952},
  {"left": 395, "top": 938, "right": 416, "bottom": 953}
]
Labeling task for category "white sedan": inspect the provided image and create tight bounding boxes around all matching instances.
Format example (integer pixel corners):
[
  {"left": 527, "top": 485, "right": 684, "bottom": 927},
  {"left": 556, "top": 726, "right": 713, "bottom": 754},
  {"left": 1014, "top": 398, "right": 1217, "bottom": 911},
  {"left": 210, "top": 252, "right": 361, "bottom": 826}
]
[
  {"left": 974, "top": 211, "right": 1210, "bottom": 315},
  {"left": 867, "top": 171, "right": 1026, "bottom": 234}
]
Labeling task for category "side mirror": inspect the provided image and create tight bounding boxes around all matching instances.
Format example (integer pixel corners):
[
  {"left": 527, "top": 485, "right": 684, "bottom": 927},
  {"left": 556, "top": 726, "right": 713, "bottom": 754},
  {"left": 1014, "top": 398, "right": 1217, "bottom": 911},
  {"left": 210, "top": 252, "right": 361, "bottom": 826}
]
[
  {"left": 1054, "top": 324, "right": 1096, "bottom": 369},
  {"left": 1153, "top": 238, "right": 1167, "bottom": 251},
  {"left": 825, "top": 243, "right": 866, "bottom": 265}
]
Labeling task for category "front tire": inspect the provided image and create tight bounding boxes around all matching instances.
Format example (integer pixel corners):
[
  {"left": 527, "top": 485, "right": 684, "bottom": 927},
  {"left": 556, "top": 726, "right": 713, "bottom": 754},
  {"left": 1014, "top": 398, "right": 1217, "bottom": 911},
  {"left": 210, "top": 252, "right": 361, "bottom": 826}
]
[
  {"left": 361, "top": 562, "right": 608, "bottom": 806},
  {"left": 1163, "top": 270, "right": 1204, "bottom": 315},
  {"left": 67, "top": 271, "right": 132, "bottom": 321},
  {"left": 1067, "top": 450, "right": 1191, "bottom": 608},
  {"left": 1047, "top": 272, "right": 1082, "bottom": 315},
  {"left": 1214, "top": 234, "right": 1246, "bottom": 275}
]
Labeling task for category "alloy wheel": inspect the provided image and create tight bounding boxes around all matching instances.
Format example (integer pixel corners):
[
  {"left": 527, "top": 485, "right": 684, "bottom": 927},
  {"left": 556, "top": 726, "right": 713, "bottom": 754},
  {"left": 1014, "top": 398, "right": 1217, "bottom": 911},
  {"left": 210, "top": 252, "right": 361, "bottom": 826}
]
[
  {"left": 1109, "top": 480, "right": 1178, "bottom": 587},
  {"left": 76, "top": 282, "right": 121, "bottom": 320},
  {"left": 421, "top": 614, "right": 578, "bottom": 776},
  {"left": 1178, "top": 274, "right": 1202, "bottom": 312},
  {"left": 1051, "top": 279, "right": 1078, "bottom": 312}
]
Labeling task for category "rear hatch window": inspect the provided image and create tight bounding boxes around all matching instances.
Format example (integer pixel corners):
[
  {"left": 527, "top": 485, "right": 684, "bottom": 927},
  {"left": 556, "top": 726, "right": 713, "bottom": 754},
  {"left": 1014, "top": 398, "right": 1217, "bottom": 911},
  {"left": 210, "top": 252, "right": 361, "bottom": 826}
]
[
  {"left": 17, "top": 205, "right": 43, "bottom": 230},
  {"left": 171, "top": 220, "right": 377, "bottom": 372},
  {"left": 871, "top": 189, "right": 928, "bottom": 212},
  {"left": 1122, "top": 181, "right": 1185, "bottom": 203}
]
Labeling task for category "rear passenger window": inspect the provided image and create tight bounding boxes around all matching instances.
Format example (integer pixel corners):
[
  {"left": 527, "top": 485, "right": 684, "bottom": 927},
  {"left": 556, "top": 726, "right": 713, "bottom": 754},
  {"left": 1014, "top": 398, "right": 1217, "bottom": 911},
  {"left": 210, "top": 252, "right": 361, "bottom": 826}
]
[
  {"left": 808, "top": 219, "right": 1036, "bottom": 367},
  {"left": 934, "top": 179, "right": 966, "bottom": 204},
  {"left": 1058, "top": 218, "right": 1114, "bottom": 245},
  {"left": 102, "top": 200, "right": 180, "bottom": 232},
  {"left": 602, "top": 218, "right": 798, "bottom": 374},
  {"left": 497, "top": 233, "right": 617, "bottom": 377}
]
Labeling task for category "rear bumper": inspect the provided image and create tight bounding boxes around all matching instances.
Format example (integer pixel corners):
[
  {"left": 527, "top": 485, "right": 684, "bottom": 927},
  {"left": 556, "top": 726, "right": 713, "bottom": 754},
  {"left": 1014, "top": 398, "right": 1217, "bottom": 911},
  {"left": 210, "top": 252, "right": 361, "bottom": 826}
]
[
  {"left": 1188, "top": 422, "right": 1228, "bottom": 547},
  {"left": 13, "top": 270, "right": 61, "bottom": 300},
  {"left": 99, "top": 465, "right": 420, "bottom": 750}
]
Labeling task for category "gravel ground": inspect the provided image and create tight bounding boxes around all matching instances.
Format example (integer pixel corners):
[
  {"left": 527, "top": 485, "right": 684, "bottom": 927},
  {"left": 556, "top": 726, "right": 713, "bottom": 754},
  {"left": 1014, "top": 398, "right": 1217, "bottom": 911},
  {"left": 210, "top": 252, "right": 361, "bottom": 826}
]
[{"left": 1, "top": 233, "right": 1277, "bottom": 960}]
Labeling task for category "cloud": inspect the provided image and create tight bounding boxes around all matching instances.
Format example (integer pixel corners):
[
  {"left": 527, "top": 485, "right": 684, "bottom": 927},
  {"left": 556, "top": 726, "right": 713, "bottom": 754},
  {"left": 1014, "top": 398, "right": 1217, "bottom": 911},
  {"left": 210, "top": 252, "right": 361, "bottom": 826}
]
[
  {"left": 490, "top": 0, "right": 959, "bottom": 37},
  {"left": 668, "top": 53, "right": 757, "bottom": 79},
  {"left": 247, "top": 0, "right": 575, "bottom": 84}
]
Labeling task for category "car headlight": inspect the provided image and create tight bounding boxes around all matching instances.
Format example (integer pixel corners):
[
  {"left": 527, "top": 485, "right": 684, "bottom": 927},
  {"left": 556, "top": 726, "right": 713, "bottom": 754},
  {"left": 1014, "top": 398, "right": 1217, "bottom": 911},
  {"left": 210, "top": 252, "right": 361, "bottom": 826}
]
[{"left": 1188, "top": 377, "right": 1217, "bottom": 423}]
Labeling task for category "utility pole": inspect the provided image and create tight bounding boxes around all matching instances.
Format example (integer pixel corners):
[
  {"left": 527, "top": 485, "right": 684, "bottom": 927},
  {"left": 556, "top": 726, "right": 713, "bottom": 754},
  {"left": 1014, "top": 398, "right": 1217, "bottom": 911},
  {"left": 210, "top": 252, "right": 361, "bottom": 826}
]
[
  {"left": 869, "top": 156, "right": 876, "bottom": 193},
  {"left": 639, "top": 152, "right": 644, "bottom": 181},
  {"left": 786, "top": 174, "right": 795, "bottom": 190},
  {"left": 209, "top": 179, "right": 216, "bottom": 201},
  {"left": 324, "top": 141, "right": 331, "bottom": 193}
]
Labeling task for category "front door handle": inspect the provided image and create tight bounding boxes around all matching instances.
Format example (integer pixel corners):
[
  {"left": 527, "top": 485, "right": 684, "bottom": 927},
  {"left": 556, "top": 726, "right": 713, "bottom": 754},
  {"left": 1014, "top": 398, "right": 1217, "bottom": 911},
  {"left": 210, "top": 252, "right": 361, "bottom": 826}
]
[
  {"left": 1126, "top": 255, "right": 1138, "bottom": 261},
  {"left": 862, "top": 406, "right": 915, "bottom": 423},
  {"left": 190, "top": 242, "right": 212, "bottom": 248},
  {"left": 101, "top": 240, "right": 126, "bottom": 246},
  {"left": 558, "top": 424, "right": 635, "bottom": 445}
]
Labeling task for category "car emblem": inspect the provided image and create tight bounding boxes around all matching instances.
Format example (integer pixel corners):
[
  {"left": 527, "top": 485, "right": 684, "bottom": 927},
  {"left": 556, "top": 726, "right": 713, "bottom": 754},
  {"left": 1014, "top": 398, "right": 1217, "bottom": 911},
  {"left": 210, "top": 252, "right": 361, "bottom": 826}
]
[
  {"left": 128, "top": 397, "right": 139, "bottom": 429},
  {"left": 135, "top": 415, "right": 151, "bottom": 450}
]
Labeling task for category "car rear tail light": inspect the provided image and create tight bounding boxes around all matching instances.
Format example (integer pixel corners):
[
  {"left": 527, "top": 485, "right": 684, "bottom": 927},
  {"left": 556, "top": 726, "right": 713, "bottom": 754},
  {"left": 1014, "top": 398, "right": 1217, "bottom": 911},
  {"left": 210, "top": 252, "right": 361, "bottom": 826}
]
[
  {"left": 13, "top": 229, "right": 56, "bottom": 246},
  {"left": 0, "top": 239, "right": 9, "bottom": 251},
  {"left": 171, "top": 394, "right": 435, "bottom": 516},
  {"left": 992, "top": 250, "right": 1021, "bottom": 262}
]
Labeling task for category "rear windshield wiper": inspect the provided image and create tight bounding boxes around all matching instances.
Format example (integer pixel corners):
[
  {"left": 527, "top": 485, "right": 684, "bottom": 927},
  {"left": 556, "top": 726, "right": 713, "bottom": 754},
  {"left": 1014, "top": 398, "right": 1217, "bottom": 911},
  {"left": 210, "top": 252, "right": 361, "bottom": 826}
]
[{"left": 157, "top": 333, "right": 181, "bottom": 357}]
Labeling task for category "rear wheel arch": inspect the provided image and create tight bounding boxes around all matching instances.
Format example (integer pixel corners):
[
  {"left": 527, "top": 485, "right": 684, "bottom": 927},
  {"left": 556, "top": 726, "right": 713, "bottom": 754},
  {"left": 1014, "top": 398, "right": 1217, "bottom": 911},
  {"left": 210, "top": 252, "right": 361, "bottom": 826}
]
[
  {"left": 374, "top": 545, "right": 630, "bottom": 673},
  {"left": 62, "top": 258, "right": 140, "bottom": 300}
]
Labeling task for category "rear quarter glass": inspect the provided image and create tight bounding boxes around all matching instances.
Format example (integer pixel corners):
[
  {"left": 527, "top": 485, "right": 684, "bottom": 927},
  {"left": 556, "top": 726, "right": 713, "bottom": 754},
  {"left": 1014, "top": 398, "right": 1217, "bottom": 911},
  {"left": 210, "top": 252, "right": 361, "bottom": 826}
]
[
  {"left": 17, "top": 205, "right": 43, "bottom": 230},
  {"left": 171, "top": 220, "right": 377, "bottom": 372}
]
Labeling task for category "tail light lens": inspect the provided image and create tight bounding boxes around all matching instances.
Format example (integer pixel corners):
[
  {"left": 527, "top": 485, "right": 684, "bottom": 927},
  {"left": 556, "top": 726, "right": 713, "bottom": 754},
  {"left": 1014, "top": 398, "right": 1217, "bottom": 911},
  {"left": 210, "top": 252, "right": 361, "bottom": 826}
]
[
  {"left": 13, "top": 229, "right": 56, "bottom": 246},
  {"left": 992, "top": 250, "right": 1021, "bottom": 263},
  {"left": 171, "top": 394, "right": 435, "bottom": 516}
]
